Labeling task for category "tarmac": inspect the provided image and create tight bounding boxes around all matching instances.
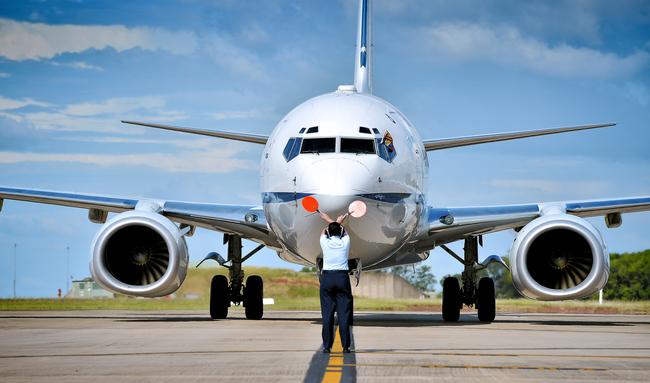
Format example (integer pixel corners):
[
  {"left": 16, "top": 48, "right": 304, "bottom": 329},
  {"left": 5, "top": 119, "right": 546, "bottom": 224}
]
[{"left": 0, "top": 310, "right": 648, "bottom": 382}]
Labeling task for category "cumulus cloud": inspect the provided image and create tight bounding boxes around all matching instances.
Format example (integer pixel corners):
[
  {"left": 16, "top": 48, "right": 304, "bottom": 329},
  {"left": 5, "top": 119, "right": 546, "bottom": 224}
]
[
  {"left": 489, "top": 178, "right": 607, "bottom": 194},
  {"left": 0, "top": 17, "right": 197, "bottom": 61},
  {"left": 62, "top": 96, "right": 166, "bottom": 116},
  {"left": 418, "top": 22, "right": 650, "bottom": 78},
  {"left": 209, "top": 108, "right": 270, "bottom": 121},
  {"left": 50, "top": 61, "right": 103, "bottom": 71},
  {"left": 0, "top": 149, "right": 255, "bottom": 174},
  {"left": 203, "top": 34, "right": 268, "bottom": 81},
  {"left": 0, "top": 96, "right": 52, "bottom": 110}
]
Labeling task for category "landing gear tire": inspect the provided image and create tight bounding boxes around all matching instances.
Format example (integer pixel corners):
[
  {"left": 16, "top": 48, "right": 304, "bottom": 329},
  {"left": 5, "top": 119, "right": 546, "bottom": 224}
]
[
  {"left": 442, "top": 277, "right": 461, "bottom": 322},
  {"left": 210, "top": 275, "right": 230, "bottom": 319},
  {"left": 244, "top": 275, "right": 263, "bottom": 320},
  {"left": 477, "top": 277, "right": 496, "bottom": 322}
]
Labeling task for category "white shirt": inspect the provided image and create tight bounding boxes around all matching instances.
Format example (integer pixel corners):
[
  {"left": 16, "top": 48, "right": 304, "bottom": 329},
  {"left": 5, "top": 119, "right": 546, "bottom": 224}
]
[{"left": 320, "top": 234, "right": 350, "bottom": 270}]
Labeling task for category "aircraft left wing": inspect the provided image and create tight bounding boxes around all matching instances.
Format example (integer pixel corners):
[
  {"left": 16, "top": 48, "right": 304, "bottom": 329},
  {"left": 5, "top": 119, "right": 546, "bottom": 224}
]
[
  {"left": 0, "top": 186, "right": 279, "bottom": 248},
  {"left": 416, "top": 196, "right": 650, "bottom": 250}
]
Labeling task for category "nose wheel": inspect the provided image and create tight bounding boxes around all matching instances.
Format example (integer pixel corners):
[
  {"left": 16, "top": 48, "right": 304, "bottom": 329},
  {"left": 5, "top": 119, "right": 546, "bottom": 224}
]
[{"left": 198, "top": 234, "right": 266, "bottom": 320}]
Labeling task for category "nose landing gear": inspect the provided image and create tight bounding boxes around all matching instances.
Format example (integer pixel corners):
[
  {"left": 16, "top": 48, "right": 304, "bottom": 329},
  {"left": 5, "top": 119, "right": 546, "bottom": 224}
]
[
  {"left": 197, "top": 234, "right": 265, "bottom": 320},
  {"left": 440, "top": 236, "right": 508, "bottom": 323}
]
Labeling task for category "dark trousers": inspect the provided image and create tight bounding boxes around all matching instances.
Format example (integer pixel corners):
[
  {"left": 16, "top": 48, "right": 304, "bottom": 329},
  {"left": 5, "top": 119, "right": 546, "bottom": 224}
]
[{"left": 320, "top": 270, "right": 352, "bottom": 349}]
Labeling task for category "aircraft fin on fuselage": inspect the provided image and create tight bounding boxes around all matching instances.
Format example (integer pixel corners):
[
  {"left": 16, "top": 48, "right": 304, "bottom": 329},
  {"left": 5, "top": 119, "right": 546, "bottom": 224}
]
[
  {"left": 422, "top": 123, "right": 615, "bottom": 151},
  {"left": 121, "top": 120, "right": 268, "bottom": 144},
  {"left": 354, "top": 0, "right": 372, "bottom": 94}
]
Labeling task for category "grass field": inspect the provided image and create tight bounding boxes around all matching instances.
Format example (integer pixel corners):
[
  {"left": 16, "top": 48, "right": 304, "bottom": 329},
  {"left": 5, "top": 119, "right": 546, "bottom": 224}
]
[{"left": 2, "top": 266, "right": 648, "bottom": 314}]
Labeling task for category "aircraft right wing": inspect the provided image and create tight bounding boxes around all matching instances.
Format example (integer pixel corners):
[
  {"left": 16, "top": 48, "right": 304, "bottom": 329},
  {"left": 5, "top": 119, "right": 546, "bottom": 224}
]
[{"left": 122, "top": 120, "right": 269, "bottom": 144}]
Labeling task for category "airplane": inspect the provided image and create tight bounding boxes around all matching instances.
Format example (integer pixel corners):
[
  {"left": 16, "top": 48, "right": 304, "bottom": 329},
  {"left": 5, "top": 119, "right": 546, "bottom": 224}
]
[{"left": 1, "top": 0, "right": 649, "bottom": 322}]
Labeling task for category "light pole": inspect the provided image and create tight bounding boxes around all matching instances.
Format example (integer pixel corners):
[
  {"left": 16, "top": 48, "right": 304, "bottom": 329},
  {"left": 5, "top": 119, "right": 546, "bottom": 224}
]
[
  {"left": 66, "top": 246, "right": 70, "bottom": 294},
  {"left": 13, "top": 243, "right": 17, "bottom": 298}
]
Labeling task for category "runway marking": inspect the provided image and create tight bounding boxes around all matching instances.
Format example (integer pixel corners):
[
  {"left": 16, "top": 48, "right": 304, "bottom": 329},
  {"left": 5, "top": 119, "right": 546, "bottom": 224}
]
[
  {"left": 337, "top": 362, "right": 607, "bottom": 372},
  {"left": 322, "top": 328, "right": 343, "bottom": 383}
]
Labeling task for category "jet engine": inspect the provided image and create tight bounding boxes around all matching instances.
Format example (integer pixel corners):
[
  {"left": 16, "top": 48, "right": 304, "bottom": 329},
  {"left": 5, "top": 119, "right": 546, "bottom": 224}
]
[
  {"left": 90, "top": 210, "right": 189, "bottom": 297},
  {"left": 510, "top": 213, "right": 609, "bottom": 300}
]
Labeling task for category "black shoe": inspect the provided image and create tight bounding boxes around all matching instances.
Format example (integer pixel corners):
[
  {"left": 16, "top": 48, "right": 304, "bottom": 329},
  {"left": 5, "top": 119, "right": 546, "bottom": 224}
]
[
  {"left": 322, "top": 348, "right": 331, "bottom": 353},
  {"left": 343, "top": 348, "right": 351, "bottom": 353}
]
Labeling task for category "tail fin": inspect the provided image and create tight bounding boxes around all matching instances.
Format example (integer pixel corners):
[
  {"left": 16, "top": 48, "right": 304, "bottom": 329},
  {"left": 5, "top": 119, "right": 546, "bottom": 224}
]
[{"left": 354, "top": 0, "right": 372, "bottom": 94}]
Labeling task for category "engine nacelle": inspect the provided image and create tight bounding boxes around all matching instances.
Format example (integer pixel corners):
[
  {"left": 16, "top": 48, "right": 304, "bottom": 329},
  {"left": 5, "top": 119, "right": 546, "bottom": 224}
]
[
  {"left": 511, "top": 214, "right": 609, "bottom": 300},
  {"left": 90, "top": 210, "right": 189, "bottom": 297}
]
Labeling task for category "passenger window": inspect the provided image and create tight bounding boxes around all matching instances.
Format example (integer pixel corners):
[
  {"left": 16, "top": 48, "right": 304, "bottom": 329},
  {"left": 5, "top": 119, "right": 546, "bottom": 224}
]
[
  {"left": 282, "top": 137, "right": 302, "bottom": 161},
  {"left": 341, "top": 138, "right": 375, "bottom": 154},
  {"left": 301, "top": 138, "right": 335, "bottom": 154}
]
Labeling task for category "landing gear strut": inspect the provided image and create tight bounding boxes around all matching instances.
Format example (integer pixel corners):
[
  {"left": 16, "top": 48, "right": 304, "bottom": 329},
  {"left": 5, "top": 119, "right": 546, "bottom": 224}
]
[
  {"left": 440, "top": 236, "right": 507, "bottom": 323},
  {"left": 198, "top": 234, "right": 265, "bottom": 320}
]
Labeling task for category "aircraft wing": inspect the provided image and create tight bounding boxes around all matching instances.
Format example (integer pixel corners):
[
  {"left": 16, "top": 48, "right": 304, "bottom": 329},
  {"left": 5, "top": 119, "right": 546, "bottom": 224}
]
[
  {"left": 417, "top": 196, "right": 650, "bottom": 250},
  {"left": 422, "top": 123, "right": 614, "bottom": 151},
  {"left": 122, "top": 120, "right": 268, "bottom": 144},
  {"left": 0, "top": 186, "right": 279, "bottom": 248}
]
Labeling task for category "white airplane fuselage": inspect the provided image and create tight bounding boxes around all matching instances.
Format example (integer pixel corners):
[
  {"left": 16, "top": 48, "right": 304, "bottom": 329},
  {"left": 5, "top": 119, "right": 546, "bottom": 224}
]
[{"left": 261, "top": 89, "right": 430, "bottom": 269}]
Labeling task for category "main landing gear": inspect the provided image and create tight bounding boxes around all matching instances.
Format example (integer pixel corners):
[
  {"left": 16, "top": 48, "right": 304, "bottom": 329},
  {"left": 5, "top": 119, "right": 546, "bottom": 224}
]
[
  {"left": 197, "top": 234, "right": 265, "bottom": 320},
  {"left": 440, "top": 236, "right": 508, "bottom": 323}
]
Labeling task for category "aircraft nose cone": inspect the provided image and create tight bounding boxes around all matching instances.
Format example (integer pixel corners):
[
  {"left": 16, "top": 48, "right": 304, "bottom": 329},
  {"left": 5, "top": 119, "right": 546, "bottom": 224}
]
[{"left": 300, "top": 158, "right": 372, "bottom": 196}]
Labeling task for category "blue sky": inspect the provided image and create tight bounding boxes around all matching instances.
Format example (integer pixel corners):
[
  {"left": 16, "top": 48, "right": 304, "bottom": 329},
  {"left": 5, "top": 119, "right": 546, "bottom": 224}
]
[{"left": 0, "top": 0, "right": 648, "bottom": 297}]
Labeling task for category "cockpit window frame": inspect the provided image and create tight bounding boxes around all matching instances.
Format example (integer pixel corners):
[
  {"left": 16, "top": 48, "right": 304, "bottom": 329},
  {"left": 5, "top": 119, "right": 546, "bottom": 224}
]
[
  {"left": 340, "top": 137, "right": 376, "bottom": 155},
  {"left": 300, "top": 137, "right": 336, "bottom": 154}
]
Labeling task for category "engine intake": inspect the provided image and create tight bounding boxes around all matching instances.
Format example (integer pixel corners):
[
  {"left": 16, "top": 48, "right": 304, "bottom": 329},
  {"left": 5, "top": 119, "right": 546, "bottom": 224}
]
[
  {"left": 90, "top": 210, "right": 189, "bottom": 297},
  {"left": 510, "top": 214, "right": 609, "bottom": 300}
]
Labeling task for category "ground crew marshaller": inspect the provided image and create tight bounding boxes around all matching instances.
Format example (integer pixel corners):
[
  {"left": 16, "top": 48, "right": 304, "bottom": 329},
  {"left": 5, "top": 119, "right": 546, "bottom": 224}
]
[{"left": 318, "top": 210, "right": 352, "bottom": 353}]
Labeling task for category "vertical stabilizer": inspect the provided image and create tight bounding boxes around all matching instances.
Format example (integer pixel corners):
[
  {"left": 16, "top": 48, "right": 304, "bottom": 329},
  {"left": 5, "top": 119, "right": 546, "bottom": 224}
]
[{"left": 354, "top": 0, "right": 372, "bottom": 94}]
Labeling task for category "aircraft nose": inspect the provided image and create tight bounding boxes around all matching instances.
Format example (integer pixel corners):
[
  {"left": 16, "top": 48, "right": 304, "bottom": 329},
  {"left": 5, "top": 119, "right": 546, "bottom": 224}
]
[{"left": 300, "top": 157, "right": 373, "bottom": 196}]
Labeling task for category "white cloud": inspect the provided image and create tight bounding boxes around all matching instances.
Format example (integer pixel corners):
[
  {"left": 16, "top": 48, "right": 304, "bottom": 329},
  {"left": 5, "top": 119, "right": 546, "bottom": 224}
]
[
  {"left": 21, "top": 111, "right": 137, "bottom": 134},
  {"left": 0, "top": 149, "right": 255, "bottom": 174},
  {"left": 50, "top": 61, "right": 103, "bottom": 71},
  {"left": 0, "top": 17, "right": 197, "bottom": 61},
  {"left": 489, "top": 178, "right": 608, "bottom": 194},
  {"left": 208, "top": 108, "right": 269, "bottom": 120},
  {"left": 203, "top": 34, "right": 268, "bottom": 81},
  {"left": 0, "top": 96, "right": 52, "bottom": 110},
  {"left": 418, "top": 22, "right": 650, "bottom": 78},
  {"left": 0, "top": 72, "right": 10, "bottom": 78},
  {"left": 62, "top": 96, "right": 166, "bottom": 116},
  {"left": 58, "top": 136, "right": 219, "bottom": 150}
]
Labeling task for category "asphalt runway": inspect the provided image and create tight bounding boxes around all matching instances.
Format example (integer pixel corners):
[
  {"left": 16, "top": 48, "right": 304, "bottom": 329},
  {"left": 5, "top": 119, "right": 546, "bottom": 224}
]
[{"left": 0, "top": 310, "right": 648, "bottom": 382}]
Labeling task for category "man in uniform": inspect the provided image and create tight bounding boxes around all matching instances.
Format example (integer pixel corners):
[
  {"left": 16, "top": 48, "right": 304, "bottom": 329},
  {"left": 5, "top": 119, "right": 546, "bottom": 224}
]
[{"left": 318, "top": 210, "right": 352, "bottom": 353}]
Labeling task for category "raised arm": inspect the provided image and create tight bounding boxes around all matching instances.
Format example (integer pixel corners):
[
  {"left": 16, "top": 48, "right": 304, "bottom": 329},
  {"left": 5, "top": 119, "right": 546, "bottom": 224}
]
[{"left": 318, "top": 210, "right": 335, "bottom": 224}]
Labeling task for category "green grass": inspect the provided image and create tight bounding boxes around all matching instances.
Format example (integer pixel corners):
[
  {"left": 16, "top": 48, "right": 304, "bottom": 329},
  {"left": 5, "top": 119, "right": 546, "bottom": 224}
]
[{"left": 1, "top": 266, "right": 649, "bottom": 314}]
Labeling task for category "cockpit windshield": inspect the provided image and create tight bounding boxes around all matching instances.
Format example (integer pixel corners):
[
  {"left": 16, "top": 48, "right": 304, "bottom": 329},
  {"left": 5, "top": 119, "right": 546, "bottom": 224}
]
[
  {"left": 341, "top": 138, "right": 375, "bottom": 154},
  {"left": 300, "top": 138, "right": 336, "bottom": 154}
]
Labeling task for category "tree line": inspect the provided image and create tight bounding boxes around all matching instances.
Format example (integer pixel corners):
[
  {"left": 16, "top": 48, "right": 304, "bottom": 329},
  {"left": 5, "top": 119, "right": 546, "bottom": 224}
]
[{"left": 393, "top": 249, "right": 649, "bottom": 300}]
